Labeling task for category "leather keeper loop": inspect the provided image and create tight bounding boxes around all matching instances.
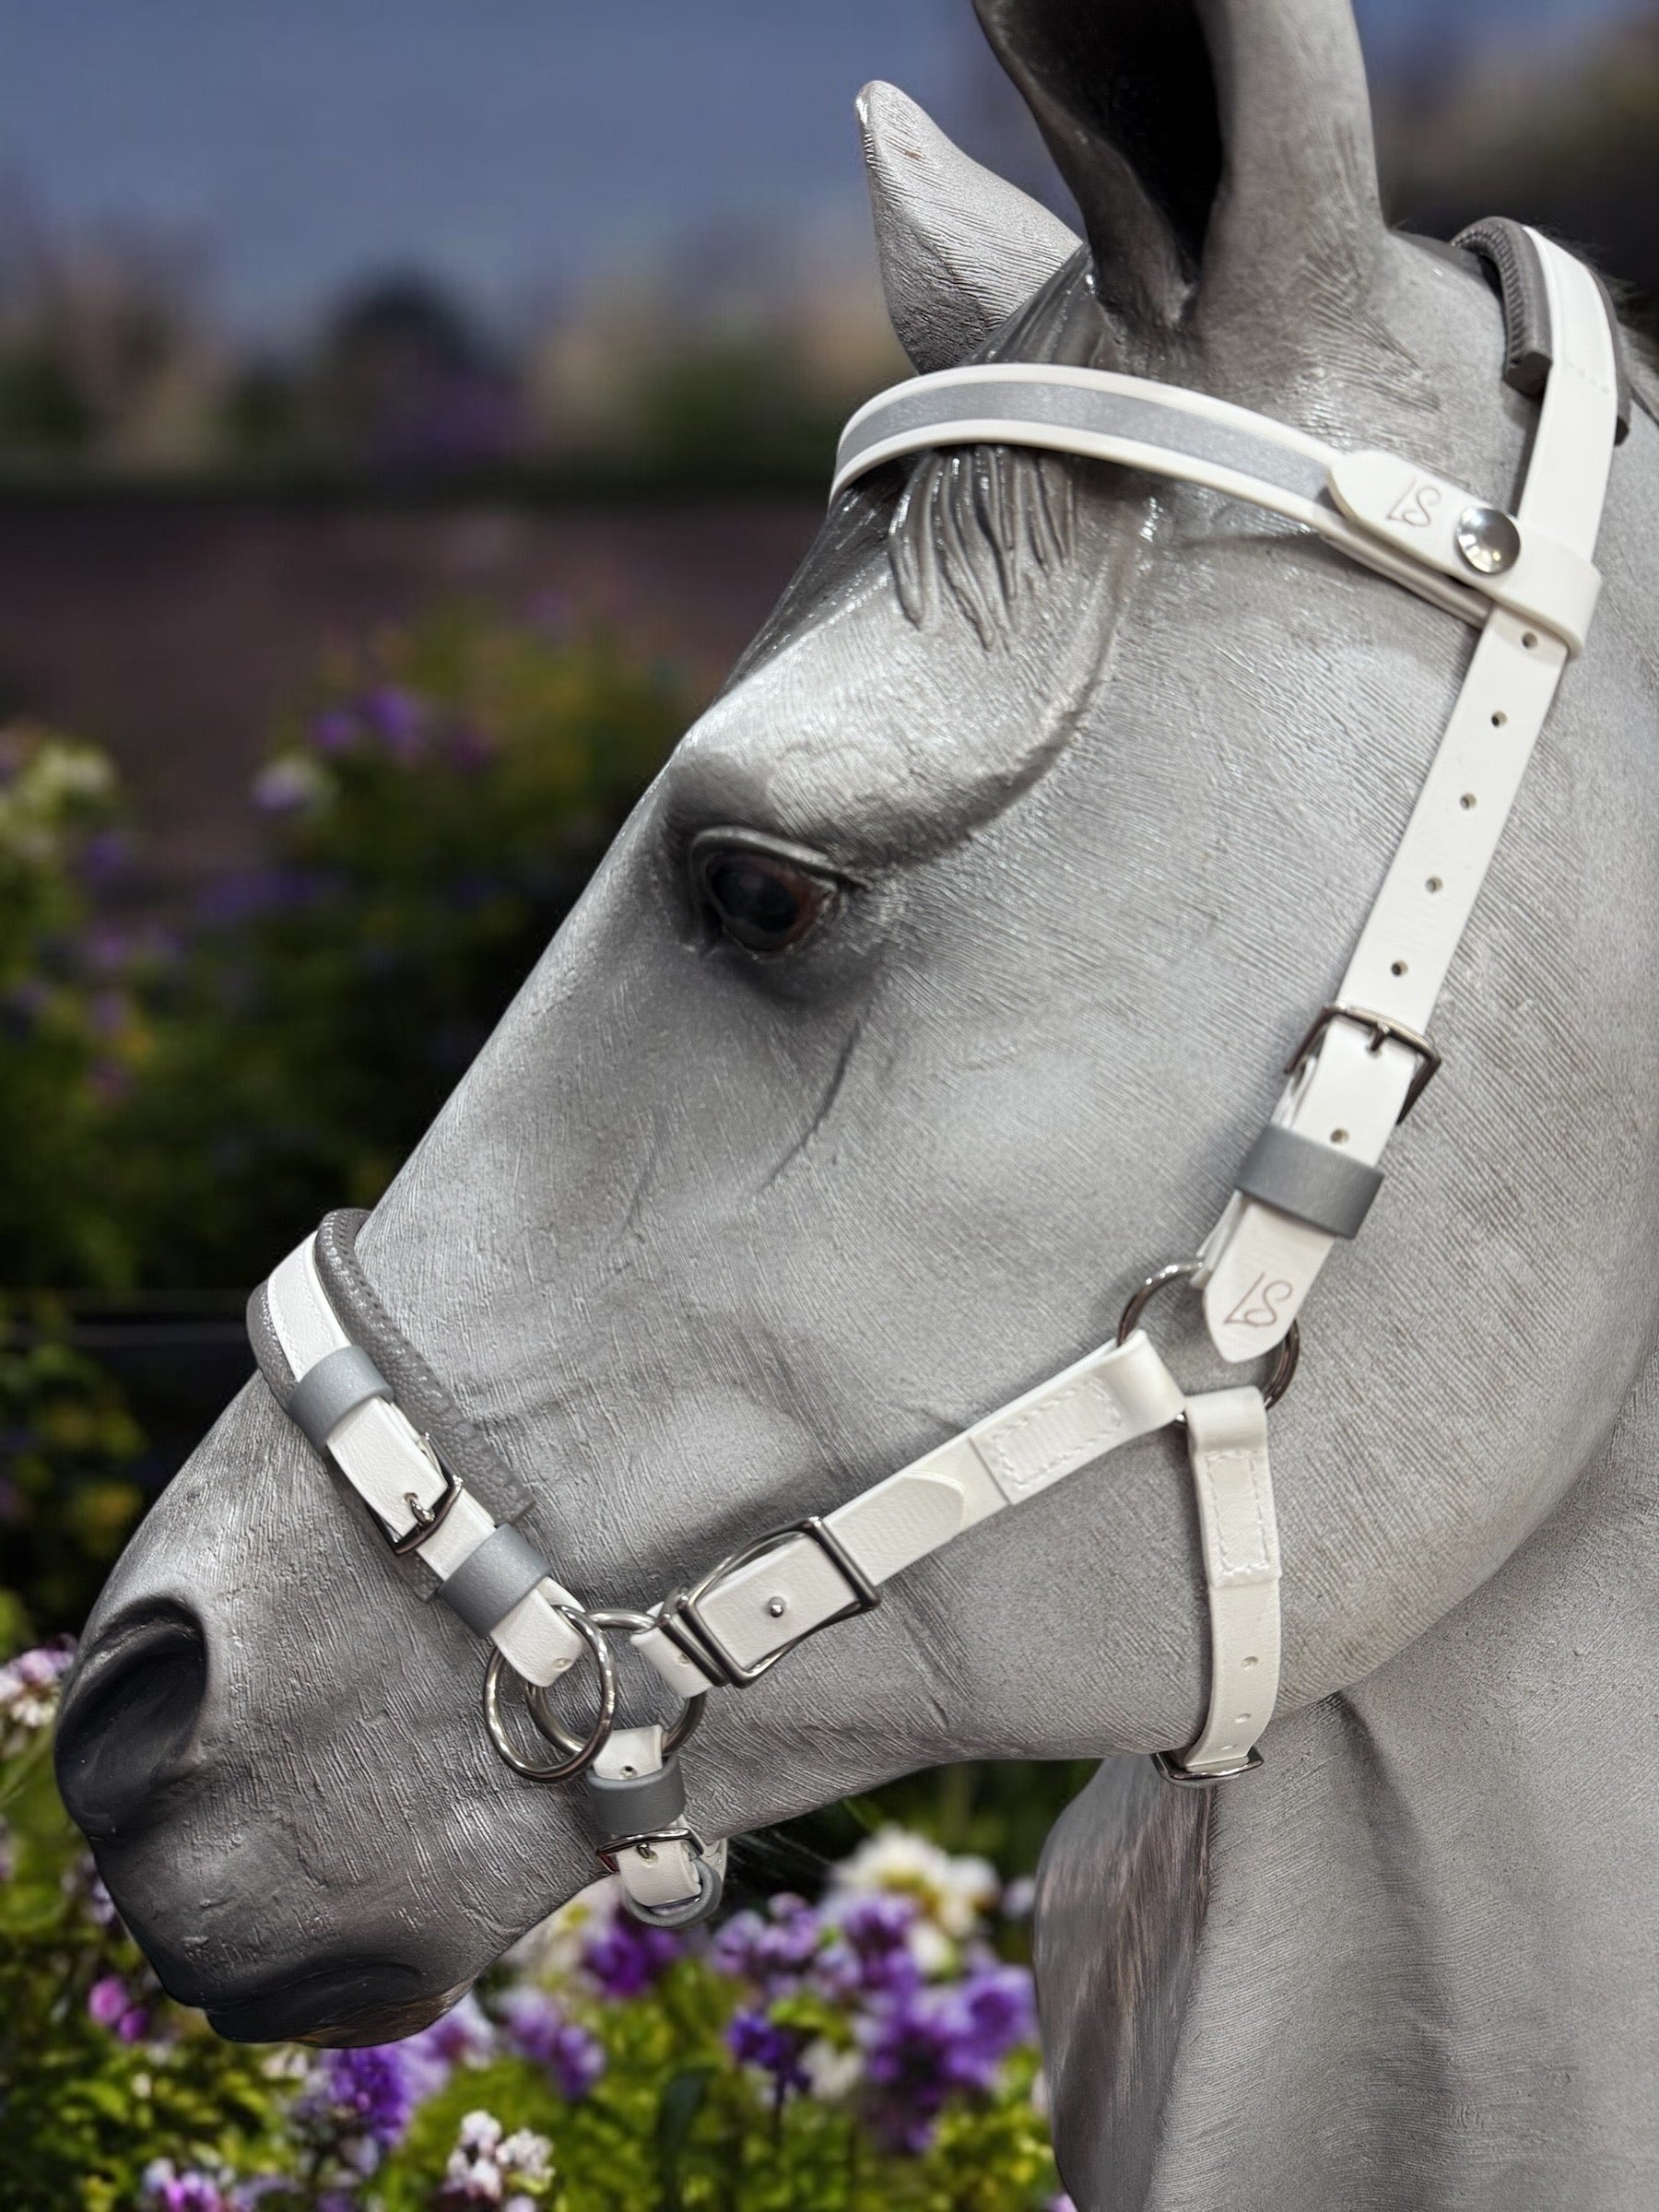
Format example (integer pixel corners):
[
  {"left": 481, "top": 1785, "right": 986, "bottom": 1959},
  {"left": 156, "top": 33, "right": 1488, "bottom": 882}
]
[
  {"left": 287, "top": 1345, "right": 394, "bottom": 1452},
  {"left": 585, "top": 1755, "right": 687, "bottom": 1841},
  {"left": 1234, "top": 1124, "right": 1383, "bottom": 1241},
  {"left": 439, "top": 1524, "right": 552, "bottom": 1635}
]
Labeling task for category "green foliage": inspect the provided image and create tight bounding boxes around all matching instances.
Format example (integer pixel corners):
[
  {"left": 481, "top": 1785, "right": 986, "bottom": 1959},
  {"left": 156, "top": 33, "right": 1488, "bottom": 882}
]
[
  {"left": 107, "top": 607, "right": 688, "bottom": 1288},
  {"left": 0, "top": 1653, "right": 1066, "bottom": 2211},
  {"left": 0, "top": 724, "right": 144, "bottom": 1289},
  {"left": 0, "top": 1298, "right": 146, "bottom": 1640}
]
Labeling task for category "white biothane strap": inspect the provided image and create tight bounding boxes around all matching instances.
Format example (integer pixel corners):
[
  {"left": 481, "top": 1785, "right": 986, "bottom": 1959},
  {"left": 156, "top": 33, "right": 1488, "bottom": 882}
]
[
  {"left": 833, "top": 229, "right": 1621, "bottom": 1363},
  {"left": 1197, "top": 234, "right": 1620, "bottom": 1357},
  {"left": 1163, "top": 1388, "right": 1279, "bottom": 1781},
  {"left": 631, "top": 1324, "right": 1185, "bottom": 1695}
]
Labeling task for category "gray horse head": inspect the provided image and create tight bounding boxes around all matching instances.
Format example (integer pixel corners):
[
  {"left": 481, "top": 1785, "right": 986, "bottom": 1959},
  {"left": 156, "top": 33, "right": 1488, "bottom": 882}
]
[{"left": 56, "top": 2, "right": 1659, "bottom": 2201}]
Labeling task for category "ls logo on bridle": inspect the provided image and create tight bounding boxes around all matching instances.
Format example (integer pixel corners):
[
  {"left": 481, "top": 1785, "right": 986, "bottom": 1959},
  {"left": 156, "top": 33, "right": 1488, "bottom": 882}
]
[
  {"left": 1387, "top": 476, "right": 1444, "bottom": 530},
  {"left": 1223, "top": 1274, "right": 1296, "bottom": 1329}
]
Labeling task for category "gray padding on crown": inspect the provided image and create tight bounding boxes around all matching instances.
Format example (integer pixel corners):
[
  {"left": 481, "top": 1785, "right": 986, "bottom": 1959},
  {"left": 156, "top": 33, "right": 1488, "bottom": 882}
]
[
  {"left": 835, "top": 377, "right": 1331, "bottom": 502},
  {"left": 584, "top": 1757, "right": 688, "bottom": 1841},
  {"left": 1454, "top": 217, "right": 1632, "bottom": 445},
  {"left": 439, "top": 1524, "right": 552, "bottom": 1637},
  {"left": 1235, "top": 1124, "right": 1383, "bottom": 1241},
  {"left": 312, "top": 1208, "right": 534, "bottom": 1524},
  {"left": 287, "top": 1345, "right": 394, "bottom": 1452}
]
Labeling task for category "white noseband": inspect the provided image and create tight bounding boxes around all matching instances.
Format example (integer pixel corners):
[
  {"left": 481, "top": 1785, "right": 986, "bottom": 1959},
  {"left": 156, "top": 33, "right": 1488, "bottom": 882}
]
[{"left": 253, "top": 224, "right": 1627, "bottom": 1923}]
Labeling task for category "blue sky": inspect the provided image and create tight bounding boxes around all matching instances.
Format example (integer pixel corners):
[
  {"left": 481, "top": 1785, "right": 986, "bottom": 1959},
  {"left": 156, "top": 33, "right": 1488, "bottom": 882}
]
[{"left": 0, "top": 0, "right": 1638, "bottom": 338}]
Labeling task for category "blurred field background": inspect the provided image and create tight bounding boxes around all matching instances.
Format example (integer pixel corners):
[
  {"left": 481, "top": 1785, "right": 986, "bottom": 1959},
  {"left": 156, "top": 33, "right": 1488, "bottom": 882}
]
[{"left": 2, "top": 0, "right": 1655, "bottom": 1828}]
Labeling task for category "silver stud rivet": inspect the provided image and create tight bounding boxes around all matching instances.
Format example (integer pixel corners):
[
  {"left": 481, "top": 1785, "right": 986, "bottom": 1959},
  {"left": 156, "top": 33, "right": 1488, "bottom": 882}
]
[
  {"left": 1453, "top": 503, "right": 1521, "bottom": 576},
  {"left": 766, "top": 1596, "right": 788, "bottom": 1618}
]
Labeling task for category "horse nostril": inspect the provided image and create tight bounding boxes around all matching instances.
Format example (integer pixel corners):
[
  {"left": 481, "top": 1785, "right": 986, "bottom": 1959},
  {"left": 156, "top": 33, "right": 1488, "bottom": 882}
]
[{"left": 54, "top": 1606, "right": 208, "bottom": 1841}]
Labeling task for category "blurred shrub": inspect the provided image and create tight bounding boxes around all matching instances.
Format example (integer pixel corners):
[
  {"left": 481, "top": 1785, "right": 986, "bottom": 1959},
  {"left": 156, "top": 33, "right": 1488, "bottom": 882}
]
[
  {"left": 0, "top": 724, "right": 150, "bottom": 1289},
  {"left": 109, "top": 608, "right": 688, "bottom": 1289},
  {"left": 0, "top": 1647, "right": 1065, "bottom": 2212},
  {"left": 0, "top": 1301, "right": 145, "bottom": 1641}
]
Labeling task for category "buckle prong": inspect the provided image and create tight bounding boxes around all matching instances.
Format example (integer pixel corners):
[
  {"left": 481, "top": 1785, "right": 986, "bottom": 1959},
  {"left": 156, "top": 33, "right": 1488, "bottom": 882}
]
[{"left": 1285, "top": 1002, "right": 1441, "bottom": 1121}]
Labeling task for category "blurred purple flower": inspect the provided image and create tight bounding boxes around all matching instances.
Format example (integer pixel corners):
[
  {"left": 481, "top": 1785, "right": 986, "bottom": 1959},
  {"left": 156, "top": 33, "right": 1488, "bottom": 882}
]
[
  {"left": 88, "top": 1057, "right": 132, "bottom": 1104},
  {"left": 142, "top": 2161, "right": 231, "bottom": 2212},
  {"left": 76, "top": 829, "right": 130, "bottom": 888},
  {"left": 581, "top": 1909, "right": 682, "bottom": 1997},
  {"left": 860, "top": 1964, "right": 1036, "bottom": 2153},
  {"left": 405, "top": 1990, "right": 495, "bottom": 2077},
  {"left": 711, "top": 1894, "right": 823, "bottom": 1994},
  {"left": 359, "top": 685, "right": 426, "bottom": 759},
  {"left": 446, "top": 724, "right": 495, "bottom": 774},
  {"left": 820, "top": 1891, "right": 923, "bottom": 2000},
  {"left": 296, "top": 2042, "right": 422, "bottom": 2161},
  {"left": 727, "top": 2008, "right": 810, "bottom": 2097},
  {"left": 88, "top": 1972, "right": 149, "bottom": 2041},
  {"left": 311, "top": 707, "right": 361, "bottom": 755},
  {"left": 89, "top": 988, "right": 128, "bottom": 1040},
  {"left": 498, "top": 1986, "right": 605, "bottom": 2099}
]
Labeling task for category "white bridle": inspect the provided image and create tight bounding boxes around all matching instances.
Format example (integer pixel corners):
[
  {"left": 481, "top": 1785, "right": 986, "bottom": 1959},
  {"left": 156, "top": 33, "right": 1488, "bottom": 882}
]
[{"left": 253, "top": 223, "right": 1626, "bottom": 1925}]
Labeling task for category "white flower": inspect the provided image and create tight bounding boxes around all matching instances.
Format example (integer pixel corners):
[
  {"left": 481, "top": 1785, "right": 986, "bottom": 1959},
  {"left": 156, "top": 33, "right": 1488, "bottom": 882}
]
[
  {"left": 252, "top": 753, "right": 330, "bottom": 815},
  {"left": 500, "top": 2128, "right": 554, "bottom": 2184},
  {"left": 0, "top": 1644, "right": 75, "bottom": 1755},
  {"left": 457, "top": 2110, "right": 504, "bottom": 2156},
  {"left": 828, "top": 1825, "right": 1000, "bottom": 1941},
  {"left": 800, "top": 2037, "right": 864, "bottom": 2101}
]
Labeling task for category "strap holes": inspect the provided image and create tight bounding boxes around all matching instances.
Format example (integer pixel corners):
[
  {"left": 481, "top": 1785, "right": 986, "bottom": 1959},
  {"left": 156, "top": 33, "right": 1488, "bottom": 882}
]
[
  {"left": 1241, "top": 1654, "right": 1259, "bottom": 1669},
  {"left": 1491, "top": 710, "right": 1508, "bottom": 727},
  {"left": 1390, "top": 959, "right": 1407, "bottom": 976},
  {"left": 1330, "top": 1127, "right": 1349, "bottom": 1146},
  {"left": 1426, "top": 876, "right": 1443, "bottom": 893},
  {"left": 1460, "top": 792, "right": 1477, "bottom": 809},
  {"left": 1522, "top": 630, "right": 1539, "bottom": 649}
]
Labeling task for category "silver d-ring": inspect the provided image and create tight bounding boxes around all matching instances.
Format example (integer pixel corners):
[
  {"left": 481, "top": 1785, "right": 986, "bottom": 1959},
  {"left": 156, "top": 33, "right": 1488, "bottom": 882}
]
[
  {"left": 484, "top": 1607, "right": 617, "bottom": 1783},
  {"left": 1117, "top": 1259, "right": 1300, "bottom": 1409},
  {"left": 527, "top": 1606, "right": 704, "bottom": 1759}
]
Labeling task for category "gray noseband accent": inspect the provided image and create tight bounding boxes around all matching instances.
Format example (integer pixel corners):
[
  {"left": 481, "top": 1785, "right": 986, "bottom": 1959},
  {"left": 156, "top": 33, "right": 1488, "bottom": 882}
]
[
  {"left": 287, "top": 1346, "right": 394, "bottom": 1453},
  {"left": 1234, "top": 1124, "right": 1383, "bottom": 1241},
  {"left": 584, "top": 1756, "right": 688, "bottom": 1842},
  {"left": 440, "top": 1524, "right": 552, "bottom": 1636}
]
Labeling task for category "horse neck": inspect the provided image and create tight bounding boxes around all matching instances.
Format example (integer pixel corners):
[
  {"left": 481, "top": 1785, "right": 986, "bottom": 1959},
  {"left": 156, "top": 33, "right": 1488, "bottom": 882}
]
[{"left": 1040, "top": 1326, "right": 1659, "bottom": 2212}]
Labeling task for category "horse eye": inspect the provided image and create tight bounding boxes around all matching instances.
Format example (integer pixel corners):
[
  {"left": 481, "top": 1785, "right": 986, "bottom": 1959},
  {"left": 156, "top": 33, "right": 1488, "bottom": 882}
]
[{"left": 691, "top": 836, "right": 837, "bottom": 955}]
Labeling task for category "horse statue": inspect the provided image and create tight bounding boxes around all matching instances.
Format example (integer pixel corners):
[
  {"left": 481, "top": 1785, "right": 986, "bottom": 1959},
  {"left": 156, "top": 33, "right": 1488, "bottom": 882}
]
[{"left": 53, "top": 1, "right": 1659, "bottom": 2203}]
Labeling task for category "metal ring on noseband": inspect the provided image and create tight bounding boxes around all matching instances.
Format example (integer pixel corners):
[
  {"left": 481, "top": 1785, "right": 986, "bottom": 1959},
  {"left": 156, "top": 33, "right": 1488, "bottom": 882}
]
[
  {"left": 1118, "top": 1260, "right": 1300, "bottom": 1409},
  {"left": 527, "top": 1606, "right": 704, "bottom": 1759},
  {"left": 484, "top": 1607, "right": 617, "bottom": 1783}
]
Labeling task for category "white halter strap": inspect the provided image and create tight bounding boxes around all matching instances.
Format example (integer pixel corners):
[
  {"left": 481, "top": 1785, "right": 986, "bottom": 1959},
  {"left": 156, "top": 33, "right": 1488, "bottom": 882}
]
[{"left": 254, "top": 227, "right": 1626, "bottom": 1917}]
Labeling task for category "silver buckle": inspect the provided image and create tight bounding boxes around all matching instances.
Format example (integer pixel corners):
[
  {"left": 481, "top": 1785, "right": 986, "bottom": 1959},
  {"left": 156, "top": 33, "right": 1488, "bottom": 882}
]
[
  {"left": 1152, "top": 1745, "right": 1265, "bottom": 1788},
  {"left": 1285, "top": 1002, "right": 1441, "bottom": 1122},
  {"left": 382, "top": 1436, "right": 464, "bottom": 1556},
  {"left": 655, "top": 1515, "right": 881, "bottom": 1688}
]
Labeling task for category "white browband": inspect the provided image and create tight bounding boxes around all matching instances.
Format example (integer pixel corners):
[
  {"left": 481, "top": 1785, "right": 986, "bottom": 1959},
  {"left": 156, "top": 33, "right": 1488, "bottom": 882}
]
[{"left": 257, "top": 226, "right": 1623, "bottom": 1920}]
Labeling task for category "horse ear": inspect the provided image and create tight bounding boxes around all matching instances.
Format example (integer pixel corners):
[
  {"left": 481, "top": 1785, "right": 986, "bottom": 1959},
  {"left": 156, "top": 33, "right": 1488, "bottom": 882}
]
[
  {"left": 857, "top": 81, "right": 1083, "bottom": 374},
  {"left": 971, "top": 0, "right": 1383, "bottom": 335}
]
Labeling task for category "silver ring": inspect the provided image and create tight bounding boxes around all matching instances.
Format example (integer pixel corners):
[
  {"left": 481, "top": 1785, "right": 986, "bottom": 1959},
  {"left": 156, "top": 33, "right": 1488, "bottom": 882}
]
[
  {"left": 484, "top": 1606, "right": 616, "bottom": 1783},
  {"left": 1117, "top": 1260, "right": 1300, "bottom": 1409},
  {"left": 528, "top": 1606, "right": 704, "bottom": 1759}
]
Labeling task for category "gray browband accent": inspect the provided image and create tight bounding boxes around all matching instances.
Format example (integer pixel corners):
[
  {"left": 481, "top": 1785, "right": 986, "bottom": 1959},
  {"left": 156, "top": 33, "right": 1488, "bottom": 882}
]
[
  {"left": 1454, "top": 217, "right": 1633, "bottom": 445},
  {"left": 585, "top": 1756, "right": 688, "bottom": 1841},
  {"left": 311, "top": 1208, "right": 534, "bottom": 1524},
  {"left": 439, "top": 1522, "right": 552, "bottom": 1636},
  {"left": 287, "top": 1344, "right": 394, "bottom": 1452},
  {"left": 834, "top": 377, "right": 1331, "bottom": 504},
  {"left": 1235, "top": 1124, "right": 1384, "bottom": 1241}
]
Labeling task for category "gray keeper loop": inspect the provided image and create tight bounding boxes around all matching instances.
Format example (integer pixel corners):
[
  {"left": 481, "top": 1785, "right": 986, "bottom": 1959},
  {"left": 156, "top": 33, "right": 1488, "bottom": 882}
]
[
  {"left": 1235, "top": 1124, "right": 1383, "bottom": 1241},
  {"left": 439, "top": 1524, "right": 552, "bottom": 1637},
  {"left": 584, "top": 1756, "right": 687, "bottom": 1842},
  {"left": 287, "top": 1345, "right": 394, "bottom": 1453}
]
